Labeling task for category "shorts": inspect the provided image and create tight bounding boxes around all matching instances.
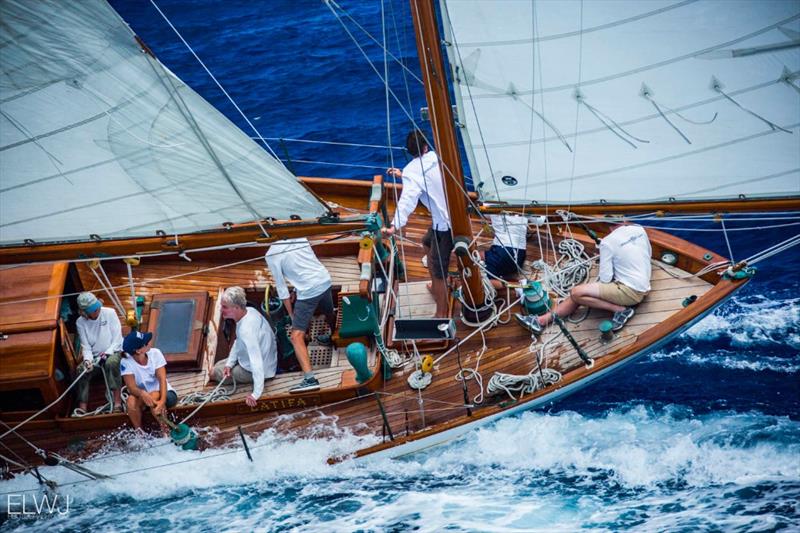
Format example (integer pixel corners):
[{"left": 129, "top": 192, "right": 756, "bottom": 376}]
[
  {"left": 422, "top": 227, "right": 454, "bottom": 279},
  {"left": 166, "top": 390, "right": 178, "bottom": 408},
  {"left": 598, "top": 281, "right": 647, "bottom": 307},
  {"left": 292, "top": 287, "right": 334, "bottom": 332},
  {"left": 485, "top": 245, "right": 526, "bottom": 279}
]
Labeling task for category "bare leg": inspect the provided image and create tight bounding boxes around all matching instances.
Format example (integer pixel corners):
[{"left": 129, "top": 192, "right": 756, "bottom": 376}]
[
  {"left": 126, "top": 391, "right": 160, "bottom": 429},
  {"left": 533, "top": 283, "right": 623, "bottom": 326},
  {"left": 290, "top": 329, "right": 312, "bottom": 373},
  {"left": 126, "top": 395, "right": 143, "bottom": 429},
  {"left": 430, "top": 277, "right": 449, "bottom": 318}
]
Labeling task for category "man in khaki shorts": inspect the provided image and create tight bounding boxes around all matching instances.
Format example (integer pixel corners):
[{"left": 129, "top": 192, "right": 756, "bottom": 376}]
[{"left": 515, "top": 224, "right": 651, "bottom": 334}]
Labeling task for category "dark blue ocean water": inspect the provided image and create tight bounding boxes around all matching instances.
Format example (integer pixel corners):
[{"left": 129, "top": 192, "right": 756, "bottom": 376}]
[{"left": 1, "top": 1, "right": 798, "bottom": 531}]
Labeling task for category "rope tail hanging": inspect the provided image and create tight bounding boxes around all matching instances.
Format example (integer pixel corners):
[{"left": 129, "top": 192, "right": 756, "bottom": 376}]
[
  {"left": 640, "top": 82, "right": 719, "bottom": 145},
  {"left": 712, "top": 76, "right": 792, "bottom": 134},
  {"left": 574, "top": 88, "right": 650, "bottom": 149}
]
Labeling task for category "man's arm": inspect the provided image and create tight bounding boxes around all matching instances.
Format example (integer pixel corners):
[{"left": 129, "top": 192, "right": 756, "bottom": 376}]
[
  {"left": 240, "top": 331, "right": 265, "bottom": 404},
  {"left": 390, "top": 173, "right": 423, "bottom": 231},
  {"left": 75, "top": 319, "right": 94, "bottom": 364},
  {"left": 266, "top": 255, "right": 291, "bottom": 301}
]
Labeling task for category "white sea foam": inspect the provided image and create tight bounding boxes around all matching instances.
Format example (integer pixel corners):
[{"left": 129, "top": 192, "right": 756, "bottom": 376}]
[
  {"left": 2, "top": 406, "right": 797, "bottom": 531},
  {"left": 648, "top": 346, "right": 800, "bottom": 373},
  {"left": 685, "top": 295, "right": 800, "bottom": 349}
]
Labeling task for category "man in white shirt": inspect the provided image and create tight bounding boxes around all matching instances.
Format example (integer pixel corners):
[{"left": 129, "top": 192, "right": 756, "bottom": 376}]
[
  {"left": 484, "top": 214, "right": 529, "bottom": 289},
  {"left": 383, "top": 130, "right": 452, "bottom": 317},
  {"left": 515, "top": 224, "right": 652, "bottom": 333},
  {"left": 212, "top": 286, "right": 278, "bottom": 406},
  {"left": 74, "top": 292, "right": 124, "bottom": 413},
  {"left": 265, "top": 238, "right": 335, "bottom": 393}
]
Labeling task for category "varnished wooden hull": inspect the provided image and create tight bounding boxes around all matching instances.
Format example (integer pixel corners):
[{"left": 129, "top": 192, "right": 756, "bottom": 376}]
[{"left": 0, "top": 177, "right": 750, "bottom": 471}]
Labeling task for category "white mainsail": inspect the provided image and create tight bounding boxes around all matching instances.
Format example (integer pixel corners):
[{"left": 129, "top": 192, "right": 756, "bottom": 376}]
[
  {"left": 0, "top": 0, "right": 327, "bottom": 247},
  {"left": 440, "top": 0, "right": 800, "bottom": 206}
]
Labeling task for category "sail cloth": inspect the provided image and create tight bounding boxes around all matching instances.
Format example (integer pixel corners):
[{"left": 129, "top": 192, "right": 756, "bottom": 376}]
[
  {"left": 0, "top": 0, "right": 327, "bottom": 247},
  {"left": 440, "top": 0, "right": 800, "bottom": 206}
]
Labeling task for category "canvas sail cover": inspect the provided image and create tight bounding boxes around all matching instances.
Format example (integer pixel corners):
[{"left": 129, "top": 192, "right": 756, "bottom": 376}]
[
  {"left": 0, "top": 0, "right": 327, "bottom": 247},
  {"left": 440, "top": 0, "right": 800, "bottom": 206}
]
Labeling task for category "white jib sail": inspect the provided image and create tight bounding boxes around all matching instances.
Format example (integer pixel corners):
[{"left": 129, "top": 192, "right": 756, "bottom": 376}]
[
  {"left": 0, "top": 0, "right": 327, "bottom": 247},
  {"left": 440, "top": 0, "right": 800, "bottom": 206}
]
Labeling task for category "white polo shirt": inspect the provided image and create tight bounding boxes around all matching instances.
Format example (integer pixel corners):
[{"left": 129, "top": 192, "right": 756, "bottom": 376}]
[
  {"left": 391, "top": 150, "right": 451, "bottom": 232},
  {"left": 490, "top": 214, "right": 528, "bottom": 251},
  {"left": 265, "top": 238, "right": 332, "bottom": 301},
  {"left": 598, "top": 225, "right": 652, "bottom": 293}
]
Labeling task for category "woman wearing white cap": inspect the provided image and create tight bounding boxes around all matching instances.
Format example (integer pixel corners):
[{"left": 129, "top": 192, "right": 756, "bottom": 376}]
[
  {"left": 74, "top": 292, "right": 124, "bottom": 413},
  {"left": 120, "top": 330, "right": 178, "bottom": 432}
]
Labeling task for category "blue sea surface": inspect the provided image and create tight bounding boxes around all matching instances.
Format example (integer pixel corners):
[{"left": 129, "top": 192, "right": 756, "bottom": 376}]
[{"left": 1, "top": 1, "right": 798, "bottom": 531}]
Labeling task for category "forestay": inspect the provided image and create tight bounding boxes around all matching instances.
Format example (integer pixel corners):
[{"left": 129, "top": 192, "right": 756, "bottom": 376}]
[
  {"left": 440, "top": 0, "right": 800, "bottom": 206},
  {"left": 0, "top": 0, "right": 327, "bottom": 247}
]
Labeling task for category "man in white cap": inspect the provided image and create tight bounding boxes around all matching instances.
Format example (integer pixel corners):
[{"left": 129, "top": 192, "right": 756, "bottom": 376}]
[{"left": 75, "top": 292, "right": 124, "bottom": 413}]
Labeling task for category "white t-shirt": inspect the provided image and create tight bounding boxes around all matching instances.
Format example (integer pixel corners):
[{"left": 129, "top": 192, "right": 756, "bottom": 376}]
[
  {"left": 76, "top": 307, "right": 123, "bottom": 363},
  {"left": 265, "top": 238, "right": 332, "bottom": 301},
  {"left": 598, "top": 225, "right": 652, "bottom": 293},
  {"left": 391, "top": 150, "right": 451, "bottom": 231},
  {"left": 120, "top": 348, "right": 175, "bottom": 393},
  {"left": 226, "top": 307, "right": 277, "bottom": 399},
  {"left": 490, "top": 214, "right": 528, "bottom": 250}
]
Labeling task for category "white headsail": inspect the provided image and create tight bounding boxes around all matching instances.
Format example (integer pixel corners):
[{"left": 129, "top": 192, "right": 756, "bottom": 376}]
[
  {"left": 440, "top": 0, "right": 800, "bottom": 206},
  {"left": 0, "top": 0, "right": 327, "bottom": 247}
]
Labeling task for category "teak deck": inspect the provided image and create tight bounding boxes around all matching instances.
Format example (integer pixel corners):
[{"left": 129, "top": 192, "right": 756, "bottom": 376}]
[{"left": 0, "top": 183, "right": 747, "bottom": 466}]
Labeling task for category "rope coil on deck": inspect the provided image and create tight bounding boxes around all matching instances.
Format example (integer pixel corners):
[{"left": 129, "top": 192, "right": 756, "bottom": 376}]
[{"left": 487, "top": 368, "right": 562, "bottom": 401}]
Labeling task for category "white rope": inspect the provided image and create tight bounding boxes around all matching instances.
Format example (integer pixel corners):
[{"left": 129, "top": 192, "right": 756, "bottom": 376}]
[
  {"left": 743, "top": 233, "right": 800, "bottom": 265},
  {"left": 178, "top": 375, "right": 236, "bottom": 425},
  {"left": 720, "top": 218, "right": 736, "bottom": 263},
  {"left": 531, "top": 238, "right": 596, "bottom": 298},
  {"left": 407, "top": 370, "right": 432, "bottom": 389},
  {"left": 486, "top": 367, "right": 561, "bottom": 401},
  {"left": 88, "top": 264, "right": 126, "bottom": 317},
  {"left": 126, "top": 261, "right": 137, "bottom": 316},
  {"left": 430, "top": 295, "right": 522, "bottom": 367}
]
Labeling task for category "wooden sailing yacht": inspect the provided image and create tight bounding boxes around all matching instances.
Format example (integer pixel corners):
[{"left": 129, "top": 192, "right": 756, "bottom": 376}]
[{"left": 1, "top": 0, "right": 798, "bottom": 480}]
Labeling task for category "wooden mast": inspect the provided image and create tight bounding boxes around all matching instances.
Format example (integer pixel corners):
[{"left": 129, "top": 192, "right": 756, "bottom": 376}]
[{"left": 410, "top": 0, "right": 488, "bottom": 317}]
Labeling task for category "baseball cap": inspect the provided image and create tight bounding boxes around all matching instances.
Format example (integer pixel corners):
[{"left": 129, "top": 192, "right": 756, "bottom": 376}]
[{"left": 123, "top": 330, "right": 153, "bottom": 355}]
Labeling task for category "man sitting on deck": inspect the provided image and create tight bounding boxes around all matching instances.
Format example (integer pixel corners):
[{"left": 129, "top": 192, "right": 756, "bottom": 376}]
[
  {"left": 74, "top": 292, "right": 124, "bottom": 414},
  {"left": 515, "top": 224, "right": 652, "bottom": 333},
  {"left": 484, "top": 213, "right": 529, "bottom": 289},
  {"left": 265, "top": 238, "right": 336, "bottom": 393},
  {"left": 212, "top": 286, "right": 277, "bottom": 407},
  {"left": 383, "top": 130, "right": 453, "bottom": 318}
]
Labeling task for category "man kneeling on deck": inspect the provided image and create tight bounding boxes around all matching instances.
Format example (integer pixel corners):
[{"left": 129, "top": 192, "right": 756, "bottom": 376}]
[
  {"left": 515, "top": 224, "right": 652, "bottom": 334},
  {"left": 74, "top": 292, "right": 124, "bottom": 414},
  {"left": 265, "top": 238, "right": 336, "bottom": 393},
  {"left": 484, "top": 213, "right": 529, "bottom": 290},
  {"left": 212, "top": 286, "right": 277, "bottom": 407}
]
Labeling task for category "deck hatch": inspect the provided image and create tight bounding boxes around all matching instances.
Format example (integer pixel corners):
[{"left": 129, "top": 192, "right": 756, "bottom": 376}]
[{"left": 149, "top": 292, "right": 210, "bottom": 370}]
